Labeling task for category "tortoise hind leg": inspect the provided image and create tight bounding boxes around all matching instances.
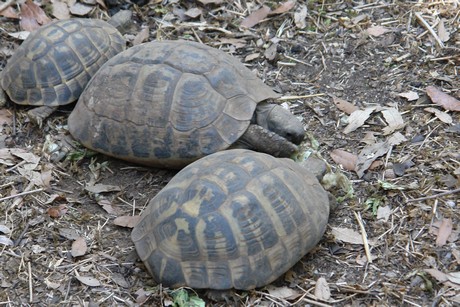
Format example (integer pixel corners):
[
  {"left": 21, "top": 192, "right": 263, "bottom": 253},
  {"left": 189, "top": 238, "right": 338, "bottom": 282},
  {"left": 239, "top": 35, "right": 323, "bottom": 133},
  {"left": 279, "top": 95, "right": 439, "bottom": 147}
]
[{"left": 27, "top": 106, "right": 58, "bottom": 127}]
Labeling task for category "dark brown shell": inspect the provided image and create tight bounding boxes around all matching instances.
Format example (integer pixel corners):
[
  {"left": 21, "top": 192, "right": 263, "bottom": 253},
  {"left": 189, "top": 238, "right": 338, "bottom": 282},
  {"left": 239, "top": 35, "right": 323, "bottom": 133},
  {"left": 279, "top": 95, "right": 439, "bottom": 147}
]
[
  {"left": 131, "top": 149, "right": 330, "bottom": 290},
  {"left": 1, "top": 18, "right": 125, "bottom": 106},
  {"left": 68, "top": 41, "right": 279, "bottom": 168}
]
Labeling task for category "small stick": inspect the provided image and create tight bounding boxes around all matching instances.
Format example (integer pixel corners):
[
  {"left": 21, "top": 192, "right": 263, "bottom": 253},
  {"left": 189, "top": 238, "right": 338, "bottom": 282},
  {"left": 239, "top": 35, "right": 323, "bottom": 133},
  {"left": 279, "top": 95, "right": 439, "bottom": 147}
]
[
  {"left": 414, "top": 12, "right": 444, "bottom": 48},
  {"left": 0, "top": 188, "right": 44, "bottom": 202},
  {"left": 353, "top": 211, "right": 372, "bottom": 263},
  {"left": 278, "top": 93, "right": 325, "bottom": 101},
  {"left": 407, "top": 187, "right": 460, "bottom": 203},
  {"left": 28, "top": 261, "right": 33, "bottom": 303}
]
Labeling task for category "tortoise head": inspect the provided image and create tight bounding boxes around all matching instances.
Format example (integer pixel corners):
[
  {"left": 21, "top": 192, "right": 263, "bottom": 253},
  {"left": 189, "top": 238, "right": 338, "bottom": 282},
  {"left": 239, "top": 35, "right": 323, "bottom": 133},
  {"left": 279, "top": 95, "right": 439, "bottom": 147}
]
[{"left": 255, "top": 103, "right": 305, "bottom": 145}]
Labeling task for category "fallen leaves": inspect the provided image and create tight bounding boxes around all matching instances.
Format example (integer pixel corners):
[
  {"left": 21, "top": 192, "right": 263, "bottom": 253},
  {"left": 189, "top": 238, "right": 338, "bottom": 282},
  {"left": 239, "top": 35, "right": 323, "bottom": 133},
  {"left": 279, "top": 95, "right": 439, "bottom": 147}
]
[
  {"left": 343, "top": 107, "right": 376, "bottom": 134},
  {"left": 332, "top": 96, "right": 359, "bottom": 115},
  {"left": 71, "top": 237, "right": 88, "bottom": 257},
  {"left": 426, "top": 86, "right": 460, "bottom": 112},
  {"left": 240, "top": 1, "right": 296, "bottom": 28},
  {"left": 435, "top": 218, "right": 453, "bottom": 247},
  {"left": 366, "top": 25, "right": 390, "bottom": 37},
  {"left": 19, "top": 0, "right": 51, "bottom": 31},
  {"left": 75, "top": 275, "right": 101, "bottom": 287},
  {"left": 240, "top": 5, "right": 270, "bottom": 28},
  {"left": 47, "top": 204, "right": 68, "bottom": 218},
  {"left": 424, "top": 269, "right": 460, "bottom": 290},
  {"left": 314, "top": 277, "right": 331, "bottom": 301},
  {"left": 113, "top": 215, "right": 141, "bottom": 228},
  {"left": 331, "top": 227, "right": 376, "bottom": 245}
]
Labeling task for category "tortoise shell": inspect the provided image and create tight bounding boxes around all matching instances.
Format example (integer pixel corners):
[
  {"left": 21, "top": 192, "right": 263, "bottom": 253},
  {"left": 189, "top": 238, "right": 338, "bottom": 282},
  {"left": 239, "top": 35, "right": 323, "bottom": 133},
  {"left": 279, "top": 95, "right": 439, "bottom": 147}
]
[
  {"left": 131, "top": 149, "right": 330, "bottom": 290},
  {"left": 67, "top": 40, "right": 281, "bottom": 168},
  {"left": 1, "top": 18, "right": 126, "bottom": 106}
]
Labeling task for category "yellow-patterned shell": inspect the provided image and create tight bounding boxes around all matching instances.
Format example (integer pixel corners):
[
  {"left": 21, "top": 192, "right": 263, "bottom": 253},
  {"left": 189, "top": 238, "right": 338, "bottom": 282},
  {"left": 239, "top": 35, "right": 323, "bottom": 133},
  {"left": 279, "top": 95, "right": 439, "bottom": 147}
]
[
  {"left": 131, "top": 149, "right": 330, "bottom": 290},
  {"left": 1, "top": 18, "right": 125, "bottom": 106},
  {"left": 67, "top": 40, "right": 280, "bottom": 169}
]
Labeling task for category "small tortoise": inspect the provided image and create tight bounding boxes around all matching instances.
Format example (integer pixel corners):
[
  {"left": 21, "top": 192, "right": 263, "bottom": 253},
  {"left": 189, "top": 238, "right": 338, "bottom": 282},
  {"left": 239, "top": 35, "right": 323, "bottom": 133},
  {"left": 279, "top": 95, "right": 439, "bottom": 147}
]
[
  {"left": 68, "top": 40, "right": 305, "bottom": 168},
  {"left": 131, "top": 149, "right": 331, "bottom": 290},
  {"left": 0, "top": 10, "right": 131, "bottom": 126}
]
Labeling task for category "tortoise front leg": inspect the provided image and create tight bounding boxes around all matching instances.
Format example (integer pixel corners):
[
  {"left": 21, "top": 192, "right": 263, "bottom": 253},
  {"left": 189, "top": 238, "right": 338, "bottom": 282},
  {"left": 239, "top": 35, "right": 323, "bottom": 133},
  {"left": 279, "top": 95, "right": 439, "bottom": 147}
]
[
  {"left": 27, "top": 106, "right": 58, "bottom": 127},
  {"left": 236, "top": 124, "right": 299, "bottom": 158}
]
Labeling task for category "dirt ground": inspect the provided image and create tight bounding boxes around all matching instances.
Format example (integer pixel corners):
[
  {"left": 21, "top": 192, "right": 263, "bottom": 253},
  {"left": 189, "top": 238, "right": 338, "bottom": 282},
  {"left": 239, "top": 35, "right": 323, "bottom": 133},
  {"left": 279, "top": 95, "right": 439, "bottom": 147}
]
[{"left": 1, "top": 0, "right": 459, "bottom": 306}]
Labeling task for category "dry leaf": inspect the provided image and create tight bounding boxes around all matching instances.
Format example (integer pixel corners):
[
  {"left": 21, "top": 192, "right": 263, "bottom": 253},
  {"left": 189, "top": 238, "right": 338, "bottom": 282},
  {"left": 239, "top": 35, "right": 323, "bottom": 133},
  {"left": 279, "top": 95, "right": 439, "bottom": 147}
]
[
  {"left": 7, "top": 31, "right": 30, "bottom": 40},
  {"left": 0, "top": 236, "right": 14, "bottom": 246},
  {"left": 424, "top": 268, "right": 448, "bottom": 282},
  {"left": 426, "top": 86, "right": 460, "bottom": 112},
  {"left": 381, "top": 108, "right": 405, "bottom": 135},
  {"left": 184, "top": 7, "right": 202, "bottom": 18},
  {"left": 85, "top": 184, "right": 121, "bottom": 194},
  {"left": 44, "top": 278, "right": 61, "bottom": 289},
  {"left": 51, "top": 0, "right": 70, "bottom": 20},
  {"left": 453, "top": 249, "right": 460, "bottom": 264},
  {"left": 0, "top": 109, "right": 13, "bottom": 126},
  {"left": 0, "top": 6, "right": 19, "bottom": 19},
  {"left": 98, "top": 198, "right": 122, "bottom": 215},
  {"left": 270, "top": 0, "right": 296, "bottom": 15},
  {"left": 20, "top": 0, "right": 51, "bottom": 31},
  {"left": 387, "top": 132, "right": 407, "bottom": 146},
  {"left": 264, "top": 43, "right": 278, "bottom": 61},
  {"left": 244, "top": 53, "right": 260, "bottom": 62},
  {"left": 0, "top": 225, "right": 11, "bottom": 234},
  {"left": 266, "top": 285, "right": 301, "bottom": 300},
  {"left": 47, "top": 204, "right": 68, "bottom": 218},
  {"left": 314, "top": 277, "right": 331, "bottom": 301},
  {"left": 332, "top": 96, "right": 358, "bottom": 115},
  {"left": 355, "top": 141, "right": 391, "bottom": 178},
  {"left": 71, "top": 237, "right": 87, "bottom": 257},
  {"left": 362, "top": 131, "right": 377, "bottom": 145},
  {"left": 424, "top": 107, "right": 453, "bottom": 124},
  {"left": 113, "top": 215, "right": 141, "bottom": 228},
  {"left": 240, "top": 5, "right": 270, "bottom": 28},
  {"left": 59, "top": 228, "right": 80, "bottom": 240},
  {"left": 343, "top": 107, "right": 376, "bottom": 134},
  {"left": 330, "top": 149, "right": 357, "bottom": 171},
  {"left": 219, "top": 38, "right": 246, "bottom": 49},
  {"left": 438, "top": 19, "right": 450, "bottom": 42},
  {"left": 75, "top": 275, "right": 101, "bottom": 287},
  {"left": 135, "top": 288, "right": 152, "bottom": 304},
  {"left": 436, "top": 218, "right": 453, "bottom": 247},
  {"left": 132, "top": 27, "right": 150, "bottom": 45},
  {"left": 294, "top": 5, "right": 308, "bottom": 29},
  {"left": 398, "top": 91, "right": 419, "bottom": 101},
  {"left": 69, "top": 2, "right": 93, "bottom": 16},
  {"left": 446, "top": 272, "right": 460, "bottom": 285},
  {"left": 331, "top": 227, "right": 365, "bottom": 245},
  {"left": 366, "top": 25, "right": 390, "bottom": 37},
  {"left": 376, "top": 205, "right": 391, "bottom": 221}
]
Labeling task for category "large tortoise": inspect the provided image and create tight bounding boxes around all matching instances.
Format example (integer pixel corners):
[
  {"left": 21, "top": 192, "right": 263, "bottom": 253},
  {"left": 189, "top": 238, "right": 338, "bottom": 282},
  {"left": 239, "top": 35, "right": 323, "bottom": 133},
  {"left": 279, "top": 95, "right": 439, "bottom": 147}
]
[
  {"left": 0, "top": 10, "right": 131, "bottom": 126},
  {"left": 131, "top": 149, "right": 331, "bottom": 290},
  {"left": 68, "top": 40, "right": 305, "bottom": 168}
]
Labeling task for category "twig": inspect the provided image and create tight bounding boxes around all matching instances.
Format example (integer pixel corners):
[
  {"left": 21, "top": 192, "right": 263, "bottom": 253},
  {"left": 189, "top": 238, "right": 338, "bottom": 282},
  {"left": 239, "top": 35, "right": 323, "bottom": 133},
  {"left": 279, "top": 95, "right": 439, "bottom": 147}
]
[
  {"left": 28, "top": 261, "right": 33, "bottom": 303},
  {"left": 406, "top": 187, "right": 460, "bottom": 203},
  {"left": 278, "top": 93, "right": 325, "bottom": 101},
  {"left": 0, "top": 188, "right": 44, "bottom": 202},
  {"left": 353, "top": 211, "right": 372, "bottom": 263},
  {"left": 414, "top": 12, "right": 444, "bottom": 48}
]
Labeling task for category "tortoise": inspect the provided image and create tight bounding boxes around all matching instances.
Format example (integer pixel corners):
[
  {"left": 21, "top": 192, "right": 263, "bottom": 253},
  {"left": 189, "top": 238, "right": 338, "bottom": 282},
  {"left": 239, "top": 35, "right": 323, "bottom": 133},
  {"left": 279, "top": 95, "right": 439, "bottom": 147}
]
[
  {"left": 67, "top": 40, "right": 305, "bottom": 168},
  {"left": 131, "top": 149, "right": 331, "bottom": 290},
  {"left": 0, "top": 10, "right": 132, "bottom": 126}
]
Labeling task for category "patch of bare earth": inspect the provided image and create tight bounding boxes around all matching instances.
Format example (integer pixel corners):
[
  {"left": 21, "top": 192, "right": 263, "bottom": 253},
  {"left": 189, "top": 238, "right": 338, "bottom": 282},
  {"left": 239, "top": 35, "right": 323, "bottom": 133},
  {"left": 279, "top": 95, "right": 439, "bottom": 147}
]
[{"left": 1, "top": 1, "right": 459, "bottom": 306}]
